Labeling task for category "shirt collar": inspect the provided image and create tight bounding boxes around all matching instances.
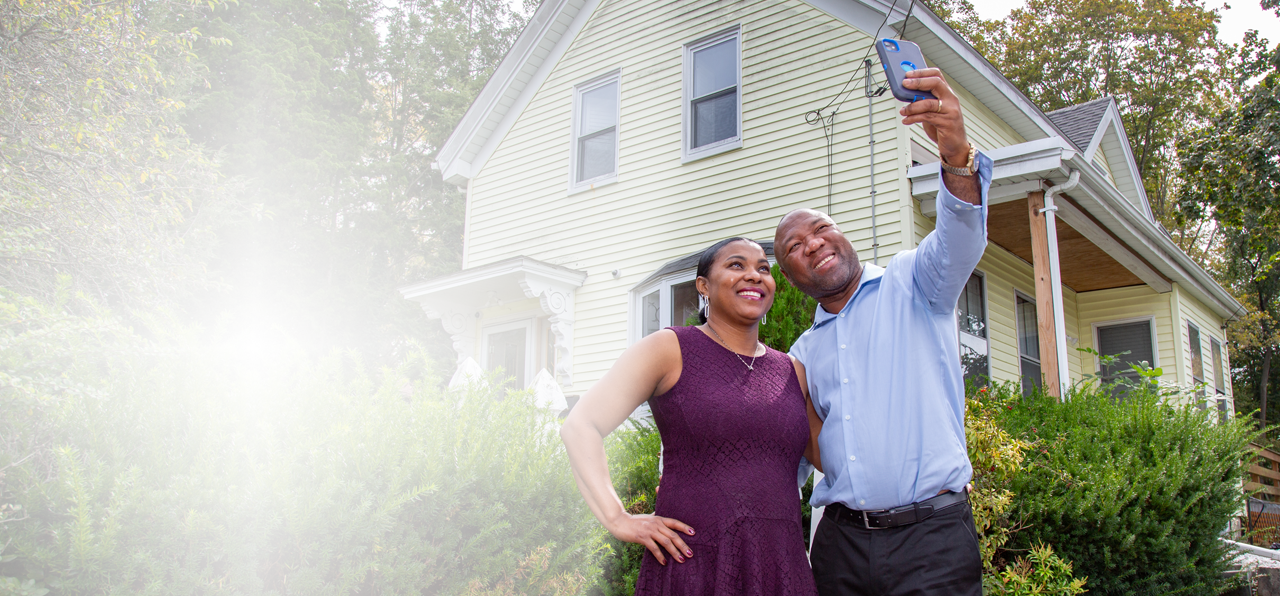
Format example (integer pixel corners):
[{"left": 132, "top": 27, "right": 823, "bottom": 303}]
[{"left": 811, "top": 263, "right": 885, "bottom": 328}]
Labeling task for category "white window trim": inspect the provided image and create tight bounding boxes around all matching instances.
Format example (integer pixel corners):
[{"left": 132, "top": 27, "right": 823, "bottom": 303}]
[
  {"left": 1090, "top": 315, "right": 1160, "bottom": 373},
  {"left": 681, "top": 26, "right": 743, "bottom": 164},
  {"left": 481, "top": 318, "right": 536, "bottom": 389},
  {"left": 569, "top": 69, "right": 622, "bottom": 194},
  {"left": 630, "top": 270, "right": 697, "bottom": 344},
  {"left": 957, "top": 270, "right": 990, "bottom": 381},
  {"left": 1187, "top": 320, "right": 1205, "bottom": 384},
  {"left": 629, "top": 254, "right": 776, "bottom": 344},
  {"left": 1210, "top": 337, "right": 1226, "bottom": 395}
]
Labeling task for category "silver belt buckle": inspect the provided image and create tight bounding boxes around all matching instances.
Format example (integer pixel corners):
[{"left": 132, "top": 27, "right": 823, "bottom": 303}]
[{"left": 863, "top": 510, "right": 885, "bottom": 530}]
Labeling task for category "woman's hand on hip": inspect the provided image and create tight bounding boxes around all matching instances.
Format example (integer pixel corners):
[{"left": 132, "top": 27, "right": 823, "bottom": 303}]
[{"left": 608, "top": 513, "right": 695, "bottom": 565}]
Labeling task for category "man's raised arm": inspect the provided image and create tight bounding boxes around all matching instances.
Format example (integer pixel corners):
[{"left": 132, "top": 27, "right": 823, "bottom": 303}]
[{"left": 897, "top": 68, "right": 991, "bottom": 312}]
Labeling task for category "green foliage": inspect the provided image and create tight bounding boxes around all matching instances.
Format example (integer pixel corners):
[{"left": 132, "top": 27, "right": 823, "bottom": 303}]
[
  {"left": 1176, "top": 33, "right": 1280, "bottom": 436},
  {"left": 596, "top": 424, "right": 662, "bottom": 596},
  {"left": 996, "top": 379, "right": 1256, "bottom": 594},
  {"left": 988, "top": 543, "right": 1088, "bottom": 596},
  {"left": 172, "top": 0, "right": 534, "bottom": 365},
  {"left": 0, "top": 0, "right": 222, "bottom": 310},
  {"left": 759, "top": 264, "right": 818, "bottom": 353},
  {"left": 0, "top": 290, "right": 603, "bottom": 594}
]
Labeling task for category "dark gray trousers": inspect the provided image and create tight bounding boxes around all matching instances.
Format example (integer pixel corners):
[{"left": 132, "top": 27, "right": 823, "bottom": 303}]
[{"left": 809, "top": 500, "right": 982, "bottom": 596}]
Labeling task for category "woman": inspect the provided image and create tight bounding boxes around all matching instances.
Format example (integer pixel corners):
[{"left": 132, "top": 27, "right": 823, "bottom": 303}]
[{"left": 560, "top": 237, "right": 822, "bottom": 595}]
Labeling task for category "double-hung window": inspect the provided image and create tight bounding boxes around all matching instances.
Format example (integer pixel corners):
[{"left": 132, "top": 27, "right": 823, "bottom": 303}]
[
  {"left": 570, "top": 71, "right": 621, "bottom": 191},
  {"left": 1212, "top": 338, "right": 1228, "bottom": 421},
  {"left": 1189, "top": 321, "right": 1205, "bottom": 401},
  {"left": 956, "top": 272, "right": 988, "bottom": 388},
  {"left": 683, "top": 27, "right": 742, "bottom": 161},
  {"left": 1015, "top": 293, "right": 1041, "bottom": 398}
]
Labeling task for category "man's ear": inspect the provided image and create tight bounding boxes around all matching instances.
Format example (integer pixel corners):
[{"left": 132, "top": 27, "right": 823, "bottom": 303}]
[{"left": 778, "top": 264, "right": 793, "bottom": 284}]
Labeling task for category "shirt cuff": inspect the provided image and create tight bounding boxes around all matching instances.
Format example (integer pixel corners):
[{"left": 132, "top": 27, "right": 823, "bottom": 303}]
[
  {"left": 936, "top": 151, "right": 993, "bottom": 212},
  {"left": 797, "top": 457, "right": 814, "bottom": 489}
]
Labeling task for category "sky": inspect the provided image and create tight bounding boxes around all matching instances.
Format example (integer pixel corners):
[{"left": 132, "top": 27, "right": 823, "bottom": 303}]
[{"left": 970, "top": 0, "right": 1280, "bottom": 48}]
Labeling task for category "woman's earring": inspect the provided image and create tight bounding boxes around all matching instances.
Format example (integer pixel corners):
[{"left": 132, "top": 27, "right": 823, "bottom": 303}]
[
  {"left": 762, "top": 313, "right": 768, "bottom": 326},
  {"left": 698, "top": 294, "right": 708, "bottom": 320}
]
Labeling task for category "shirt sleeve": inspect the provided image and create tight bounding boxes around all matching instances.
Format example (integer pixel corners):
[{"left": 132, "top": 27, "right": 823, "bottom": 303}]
[
  {"left": 913, "top": 151, "right": 993, "bottom": 313},
  {"left": 798, "top": 456, "right": 814, "bottom": 490}
]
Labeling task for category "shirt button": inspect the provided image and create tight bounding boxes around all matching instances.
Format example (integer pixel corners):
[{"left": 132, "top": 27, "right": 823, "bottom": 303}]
[
  {"left": 840, "top": 313, "right": 845, "bottom": 318},
  {"left": 840, "top": 344, "right": 846, "bottom": 349},
  {"left": 842, "top": 378, "right": 848, "bottom": 384},
  {"left": 859, "top": 499, "right": 866, "bottom": 506},
  {"left": 849, "top": 455, "right": 856, "bottom": 461},
  {"left": 844, "top": 415, "right": 851, "bottom": 420}
]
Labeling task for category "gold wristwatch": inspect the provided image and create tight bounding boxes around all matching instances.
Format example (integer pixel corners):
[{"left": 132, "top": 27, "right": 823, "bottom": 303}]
[{"left": 941, "top": 143, "right": 977, "bottom": 177}]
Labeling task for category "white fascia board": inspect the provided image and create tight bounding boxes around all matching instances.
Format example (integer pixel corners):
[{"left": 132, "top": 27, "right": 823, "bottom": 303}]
[
  {"left": 399, "top": 256, "right": 587, "bottom": 302},
  {"left": 1063, "top": 154, "right": 1244, "bottom": 320},
  {"left": 911, "top": 138, "right": 1074, "bottom": 214},
  {"left": 433, "top": 0, "right": 594, "bottom": 187},
  {"left": 807, "top": 0, "right": 913, "bottom": 37},
  {"left": 1081, "top": 101, "right": 1115, "bottom": 161},
  {"left": 1100, "top": 102, "right": 1155, "bottom": 220}
]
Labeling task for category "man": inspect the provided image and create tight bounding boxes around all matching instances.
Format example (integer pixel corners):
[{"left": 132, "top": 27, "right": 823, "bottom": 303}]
[{"left": 775, "top": 67, "right": 991, "bottom": 595}]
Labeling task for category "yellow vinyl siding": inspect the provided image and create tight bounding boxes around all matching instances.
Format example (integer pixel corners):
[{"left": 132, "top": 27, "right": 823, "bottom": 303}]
[
  {"left": 1075, "top": 285, "right": 1176, "bottom": 385},
  {"left": 466, "top": 0, "right": 909, "bottom": 391},
  {"left": 1092, "top": 143, "right": 1115, "bottom": 186}
]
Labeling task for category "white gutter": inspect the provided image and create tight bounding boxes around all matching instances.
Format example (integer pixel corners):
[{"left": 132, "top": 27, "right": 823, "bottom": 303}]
[{"left": 1042, "top": 170, "right": 1080, "bottom": 398}]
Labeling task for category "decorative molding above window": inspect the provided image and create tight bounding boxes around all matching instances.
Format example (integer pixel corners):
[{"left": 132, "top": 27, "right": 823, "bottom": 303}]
[
  {"left": 682, "top": 26, "right": 742, "bottom": 163},
  {"left": 569, "top": 69, "right": 621, "bottom": 193}
]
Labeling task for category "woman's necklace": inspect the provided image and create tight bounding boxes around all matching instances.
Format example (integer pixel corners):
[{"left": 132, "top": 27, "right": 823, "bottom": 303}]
[{"left": 705, "top": 322, "right": 764, "bottom": 371}]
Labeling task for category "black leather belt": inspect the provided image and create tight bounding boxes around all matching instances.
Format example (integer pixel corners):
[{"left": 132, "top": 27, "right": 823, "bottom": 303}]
[{"left": 824, "top": 490, "right": 968, "bottom": 530}]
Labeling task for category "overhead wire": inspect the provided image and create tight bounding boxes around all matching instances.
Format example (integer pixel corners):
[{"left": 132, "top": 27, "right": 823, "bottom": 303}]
[{"left": 805, "top": 0, "right": 916, "bottom": 214}]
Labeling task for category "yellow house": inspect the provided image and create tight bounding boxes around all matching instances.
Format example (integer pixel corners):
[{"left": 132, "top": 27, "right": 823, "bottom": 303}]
[{"left": 401, "top": 0, "right": 1243, "bottom": 410}]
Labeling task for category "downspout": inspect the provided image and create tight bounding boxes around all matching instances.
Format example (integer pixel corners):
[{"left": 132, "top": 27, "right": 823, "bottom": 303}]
[{"left": 1041, "top": 170, "right": 1081, "bottom": 398}]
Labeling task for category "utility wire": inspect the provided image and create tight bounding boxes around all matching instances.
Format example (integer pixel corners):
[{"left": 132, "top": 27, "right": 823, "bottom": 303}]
[{"left": 804, "top": 0, "right": 916, "bottom": 214}]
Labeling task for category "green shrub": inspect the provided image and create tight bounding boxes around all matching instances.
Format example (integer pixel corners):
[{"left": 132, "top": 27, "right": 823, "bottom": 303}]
[
  {"left": 996, "top": 376, "right": 1255, "bottom": 595},
  {"left": 759, "top": 264, "right": 817, "bottom": 354},
  {"left": 595, "top": 423, "right": 662, "bottom": 596},
  {"left": 967, "top": 384, "right": 1086, "bottom": 594},
  {"left": 0, "top": 290, "right": 603, "bottom": 594},
  {"left": 987, "top": 543, "right": 1087, "bottom": 596}
]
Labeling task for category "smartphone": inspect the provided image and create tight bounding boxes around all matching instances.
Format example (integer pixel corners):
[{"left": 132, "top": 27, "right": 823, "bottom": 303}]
[{"left": 875, "top": 38, "right": 938, "bottom": 103}]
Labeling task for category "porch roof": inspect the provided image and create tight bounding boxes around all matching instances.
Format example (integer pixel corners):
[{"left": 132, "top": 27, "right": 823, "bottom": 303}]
[{"left": 908, "top": 139, "right": 1244, "bottom": 321}]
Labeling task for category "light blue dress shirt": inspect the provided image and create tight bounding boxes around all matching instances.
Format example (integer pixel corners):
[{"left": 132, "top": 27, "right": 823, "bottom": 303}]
[{"left": 792, "top": 153, "right": 992, "bottom": 511}]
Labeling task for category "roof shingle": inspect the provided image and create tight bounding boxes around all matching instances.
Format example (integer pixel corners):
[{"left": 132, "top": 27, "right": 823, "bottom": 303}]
[{"left": 1046, "top": 97, "right": 1113, "bottom": 151}]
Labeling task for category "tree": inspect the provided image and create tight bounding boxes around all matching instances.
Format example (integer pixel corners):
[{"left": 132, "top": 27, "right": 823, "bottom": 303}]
[
  {"left": 0, "top": 0, "right": 221, "bottom": 312},
  {"left": 174, "top": 0, "right": 533, "bottom": 364},
  {"left": 1176, "top": 28, "right": 1280, "bottom": 434},
  {"left": 996, "top": 0, "right": 1233, "bottom": 220}
]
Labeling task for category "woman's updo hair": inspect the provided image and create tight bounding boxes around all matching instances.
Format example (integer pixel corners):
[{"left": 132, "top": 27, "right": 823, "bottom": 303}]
[{"left": 694, "top": 237, "right": 759, "bottom": 324}]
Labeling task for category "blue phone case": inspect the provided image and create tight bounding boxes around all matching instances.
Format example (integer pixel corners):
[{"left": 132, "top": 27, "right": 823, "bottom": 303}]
[{"left": 875, "top": 38, "right": 937, "bottom": 103}]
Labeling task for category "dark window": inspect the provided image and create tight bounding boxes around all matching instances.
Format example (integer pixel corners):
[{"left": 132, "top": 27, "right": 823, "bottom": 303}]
[{"left": 1097, "top": 320, "right": 1155, "bottom": 382}]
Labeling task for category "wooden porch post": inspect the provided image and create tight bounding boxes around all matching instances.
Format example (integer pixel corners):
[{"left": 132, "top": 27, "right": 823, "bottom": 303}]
[{"left": 1028, "top": 191, "right": 1061, "bottom": 398}]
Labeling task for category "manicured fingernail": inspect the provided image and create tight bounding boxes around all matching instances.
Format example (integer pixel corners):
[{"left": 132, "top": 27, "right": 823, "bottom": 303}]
[
  {"left": 687, "top": 528, "right": 695, "bottom": 535},
  {"left": 676, "top": 556, "right": 684, "bottom": 563},
  {"left": 686, "top": 549, "right": 693, "bottom": 557}
]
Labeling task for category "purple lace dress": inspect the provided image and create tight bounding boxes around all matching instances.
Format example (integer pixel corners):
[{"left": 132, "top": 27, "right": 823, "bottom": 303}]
[{"left": 635, "top": 326, "right": 818, "bottom": 595}]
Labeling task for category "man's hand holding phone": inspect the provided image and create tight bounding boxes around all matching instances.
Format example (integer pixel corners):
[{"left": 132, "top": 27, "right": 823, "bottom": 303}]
[{"left": 898, "top": 68, "right": 969, "bottom": 170}]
